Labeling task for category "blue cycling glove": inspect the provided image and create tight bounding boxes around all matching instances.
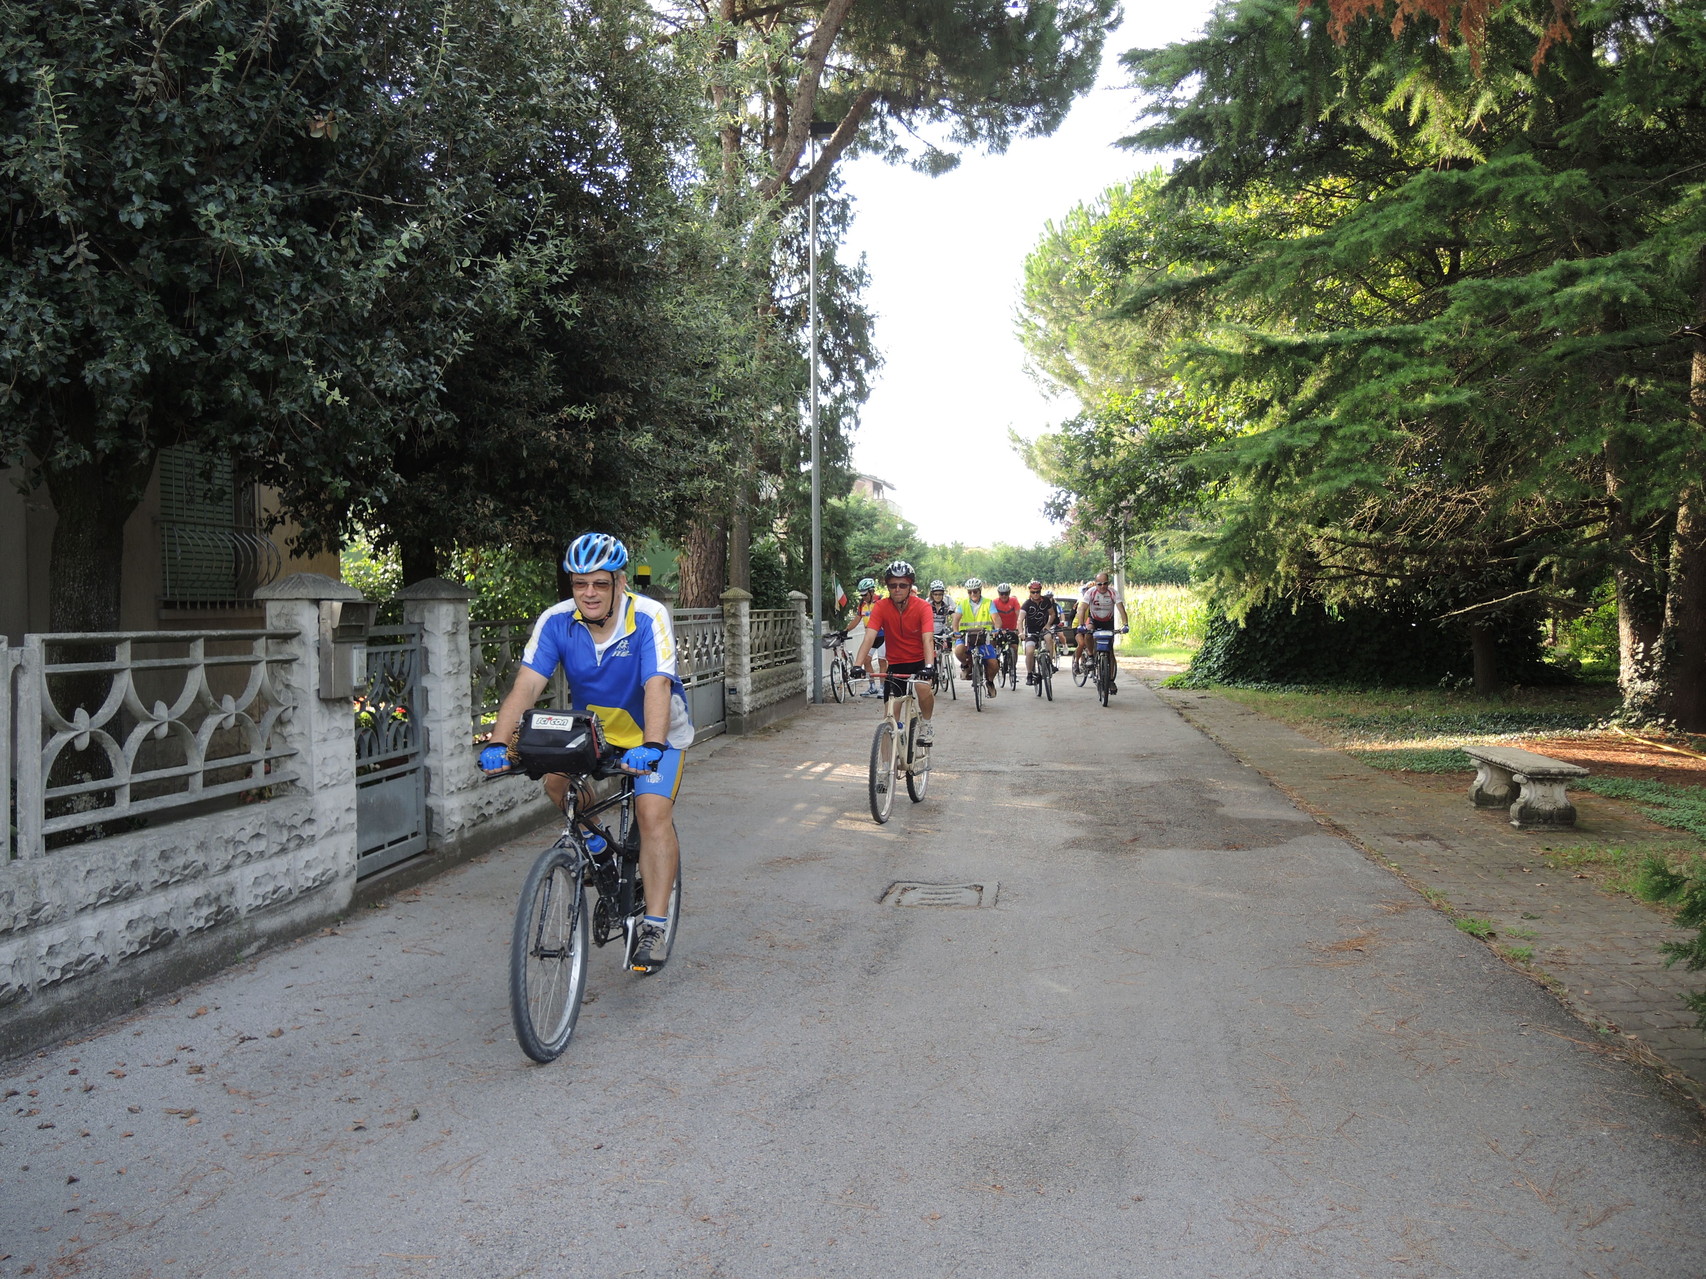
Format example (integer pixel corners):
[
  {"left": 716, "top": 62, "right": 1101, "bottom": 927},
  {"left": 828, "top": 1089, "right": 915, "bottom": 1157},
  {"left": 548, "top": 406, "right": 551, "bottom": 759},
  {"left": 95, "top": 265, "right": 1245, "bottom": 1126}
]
[
  {"left": 622, "top": 744, "right": 665, "bottom": 774},
  {"left": 478, "top": 743, "right": 512, "bottom": 773}
]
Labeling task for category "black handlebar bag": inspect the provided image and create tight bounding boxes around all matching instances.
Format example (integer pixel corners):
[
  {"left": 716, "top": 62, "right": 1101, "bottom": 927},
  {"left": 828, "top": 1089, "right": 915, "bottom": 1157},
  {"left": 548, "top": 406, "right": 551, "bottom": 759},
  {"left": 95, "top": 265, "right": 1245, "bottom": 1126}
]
[{"left": 512, "top": 708, "right": 608, "bottom": 779}]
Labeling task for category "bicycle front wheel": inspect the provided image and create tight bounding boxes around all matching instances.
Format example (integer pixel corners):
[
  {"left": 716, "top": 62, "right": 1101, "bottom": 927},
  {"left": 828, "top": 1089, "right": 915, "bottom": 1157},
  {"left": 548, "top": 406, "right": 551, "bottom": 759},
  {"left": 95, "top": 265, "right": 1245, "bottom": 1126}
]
[
  {"left": 829, "top": 659, "right": 847, "bottom": 703},
  {"left": 1043, "top": 659, "right": 1054, "bottom": 701},
  {"left": 868, "top": 719, "right": 898, "bottom": 823},
  {"left": 1098, "top": 653, "right": 1112, "bottom": 707},
  {"left": 971, "top": 667, "right": 983, "bottom": 712},
  {"left": 509, "top": 844, "right": 589, "bottom": 1063}
]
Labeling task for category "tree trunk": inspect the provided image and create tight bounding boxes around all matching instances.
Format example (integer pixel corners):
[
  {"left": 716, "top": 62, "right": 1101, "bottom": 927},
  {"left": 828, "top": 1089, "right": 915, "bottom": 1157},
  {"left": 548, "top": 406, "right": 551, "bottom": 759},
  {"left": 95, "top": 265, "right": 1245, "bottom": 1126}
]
[
  {"left": 399, "top": 535, "right": 443, "bottom": 587},
  {"left": 1605, "top": 450, "right": 1666, "bottom": 706},
  {"left": 1616, "top": 563, "right": 1665, "bottom": 701},
  {"left": 41, "top": 447, "right": 155, "bottom": 759},
  {"left": 1657, "top": 501, "right": 1706, "bottom": 729},
  {"left": 677, "top": 517, "right": 727, "bottom": 608},
  {"left": 1646, "top": 250, "right": 1706, "bottom": 731},
  {"left": 43, "top": 450, "right": 156, "bottom": 634},
  {"left": 1468, "top": 622, "right": 1500, "bottom": 695}
]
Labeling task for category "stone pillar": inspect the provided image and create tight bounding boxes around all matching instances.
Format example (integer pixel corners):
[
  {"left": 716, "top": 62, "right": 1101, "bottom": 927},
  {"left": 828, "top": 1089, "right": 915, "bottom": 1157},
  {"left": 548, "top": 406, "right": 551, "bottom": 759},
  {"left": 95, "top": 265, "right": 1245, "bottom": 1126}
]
[
  {"left": 396, "top": 579, "right": 556, "bottom": 869},
  {"left": 398, "top": 578, "right": 475, "bottom": 851},
  {"left": 254, "top": 572, "right": 366, "bottom": 910},
  {"left": 789, "top": 590, "right": 813, "bottom": 703},
  {"left": 722, "top": 587, "right": 752, "bottom": 735}
]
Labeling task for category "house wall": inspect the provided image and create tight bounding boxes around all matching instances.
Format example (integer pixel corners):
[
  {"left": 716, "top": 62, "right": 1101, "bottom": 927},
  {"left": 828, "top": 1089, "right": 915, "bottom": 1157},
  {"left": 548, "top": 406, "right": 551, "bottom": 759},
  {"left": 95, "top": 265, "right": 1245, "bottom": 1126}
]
[{"left": 0, "top": 462, "right": 339, "bottom": 640}]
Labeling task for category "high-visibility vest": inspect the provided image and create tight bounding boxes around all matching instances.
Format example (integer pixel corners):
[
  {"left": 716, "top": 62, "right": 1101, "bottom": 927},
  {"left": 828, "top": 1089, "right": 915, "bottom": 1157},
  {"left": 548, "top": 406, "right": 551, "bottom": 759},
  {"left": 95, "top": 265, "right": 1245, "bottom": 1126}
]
[{"left": 961, "top": 596, "right": 994, "bottom": 629}]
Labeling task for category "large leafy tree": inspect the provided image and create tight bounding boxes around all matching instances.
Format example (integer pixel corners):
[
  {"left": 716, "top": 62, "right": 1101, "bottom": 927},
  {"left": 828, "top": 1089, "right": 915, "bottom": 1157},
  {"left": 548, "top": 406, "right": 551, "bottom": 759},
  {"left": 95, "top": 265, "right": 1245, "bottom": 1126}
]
[
  {"left": 1022, "top": 0, "right": 1706, "bottom": 707},
  {"left": 2, "top": 0, "right": 738, "bottom": 626},
  {"left": 662, "top": 0, "right": 1123, "bottom": 606}
]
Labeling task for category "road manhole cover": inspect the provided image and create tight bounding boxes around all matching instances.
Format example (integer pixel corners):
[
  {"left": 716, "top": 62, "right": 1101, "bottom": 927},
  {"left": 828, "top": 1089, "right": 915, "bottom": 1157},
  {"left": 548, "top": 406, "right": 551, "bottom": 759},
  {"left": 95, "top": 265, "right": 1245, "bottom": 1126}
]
[{"left": 879, "top": 881, "right": 999, "bottom": 909}]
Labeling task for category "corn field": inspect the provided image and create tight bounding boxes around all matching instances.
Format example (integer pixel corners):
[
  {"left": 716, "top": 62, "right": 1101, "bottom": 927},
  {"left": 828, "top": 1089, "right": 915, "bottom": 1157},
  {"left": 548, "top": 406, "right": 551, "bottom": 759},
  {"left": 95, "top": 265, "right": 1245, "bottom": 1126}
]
[{"left": 1123, "top": 585, "right": 1208, "bottom": 650}]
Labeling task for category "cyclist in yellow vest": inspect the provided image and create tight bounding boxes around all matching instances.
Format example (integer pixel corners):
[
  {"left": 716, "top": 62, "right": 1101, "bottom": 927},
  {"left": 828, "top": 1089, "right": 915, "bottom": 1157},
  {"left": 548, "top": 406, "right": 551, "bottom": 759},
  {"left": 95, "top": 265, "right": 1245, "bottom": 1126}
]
[{"left": 954, "top": 578, "right": 1003, "bottom": 698}]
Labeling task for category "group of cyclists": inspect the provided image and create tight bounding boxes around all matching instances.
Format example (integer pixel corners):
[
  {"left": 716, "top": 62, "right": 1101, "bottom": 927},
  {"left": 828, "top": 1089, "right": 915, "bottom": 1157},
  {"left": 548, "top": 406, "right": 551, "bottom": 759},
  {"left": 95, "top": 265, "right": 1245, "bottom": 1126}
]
[
  {"left": 847, "top": 563, "right": 1129, "bottom": 706},
  {"left": 473, "top": 531, "right": 1131, "bottom": 991}
]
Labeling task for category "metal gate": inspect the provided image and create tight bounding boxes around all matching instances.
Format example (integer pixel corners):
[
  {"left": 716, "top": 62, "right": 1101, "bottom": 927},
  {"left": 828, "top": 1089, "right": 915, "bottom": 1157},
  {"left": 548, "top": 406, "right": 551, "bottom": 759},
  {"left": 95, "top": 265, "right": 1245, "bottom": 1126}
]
[{"left": 355, "top": 625, "right": 426, "bottom": 877}]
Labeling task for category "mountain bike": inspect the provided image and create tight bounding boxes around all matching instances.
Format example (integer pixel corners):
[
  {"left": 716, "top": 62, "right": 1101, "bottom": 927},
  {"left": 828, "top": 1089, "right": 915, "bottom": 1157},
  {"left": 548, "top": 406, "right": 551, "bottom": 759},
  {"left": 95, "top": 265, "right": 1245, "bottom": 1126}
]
[
  {"left": 997, "top": 630, "right": 1020, "bottom": 691},
  {"left": 822, "top": 629, "right": 856, "bottom": 704},
  {"left": 932, "top": 632, "right": 957, "bottom": 700},
  {"left": 866, "top": 670, "right": 931, "bottom": 823},
  {"left": 492, "top": 714, "right": 681, "bottom": 1063},
  {"left": 1072, "top": 630, "right": 1093, "bottom": 688},
  {"left": 1032, "top": 629, "right": 1056, "bottom": 701}
]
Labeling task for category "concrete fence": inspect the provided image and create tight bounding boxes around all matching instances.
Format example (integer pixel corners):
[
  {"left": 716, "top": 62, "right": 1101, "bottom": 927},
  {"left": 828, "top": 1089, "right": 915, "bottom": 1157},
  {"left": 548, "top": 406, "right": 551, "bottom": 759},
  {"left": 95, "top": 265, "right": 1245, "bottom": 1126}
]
[{"left": 1, "top": 575, "right": 813, "bottom": 1058}]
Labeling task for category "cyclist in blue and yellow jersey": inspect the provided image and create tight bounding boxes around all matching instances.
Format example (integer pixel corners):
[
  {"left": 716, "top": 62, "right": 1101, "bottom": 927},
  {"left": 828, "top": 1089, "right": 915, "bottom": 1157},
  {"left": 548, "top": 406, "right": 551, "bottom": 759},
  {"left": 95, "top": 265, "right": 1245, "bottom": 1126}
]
[
  {"left": 480, "top": 533, "right": 691, "bottom": 974},
  {"left": 954, "top": 578, "right": 1002, "bottom": 698}
]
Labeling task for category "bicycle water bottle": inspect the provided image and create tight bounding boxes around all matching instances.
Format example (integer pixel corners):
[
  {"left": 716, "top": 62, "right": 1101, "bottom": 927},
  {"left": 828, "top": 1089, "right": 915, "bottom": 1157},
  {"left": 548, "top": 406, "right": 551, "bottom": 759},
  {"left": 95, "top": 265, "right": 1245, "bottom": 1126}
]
[{"left": 583, "top": 831, "right": 608, "bottom": 855}]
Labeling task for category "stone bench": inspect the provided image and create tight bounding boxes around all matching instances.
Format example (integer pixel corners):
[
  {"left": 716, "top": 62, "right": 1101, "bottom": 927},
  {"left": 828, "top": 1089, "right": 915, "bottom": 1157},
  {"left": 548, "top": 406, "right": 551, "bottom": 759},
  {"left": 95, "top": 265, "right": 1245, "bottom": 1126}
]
[{"left": 1462, "top": 745, "right": 1589, "bottom": 829}]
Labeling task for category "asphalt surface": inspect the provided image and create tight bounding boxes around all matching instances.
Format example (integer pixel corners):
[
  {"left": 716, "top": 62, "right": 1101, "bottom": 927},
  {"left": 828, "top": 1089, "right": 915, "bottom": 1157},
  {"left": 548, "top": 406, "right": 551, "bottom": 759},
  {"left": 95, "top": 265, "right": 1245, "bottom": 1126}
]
[{"left": 5, "top": 669, "right": 1706, "bottom": 1277}]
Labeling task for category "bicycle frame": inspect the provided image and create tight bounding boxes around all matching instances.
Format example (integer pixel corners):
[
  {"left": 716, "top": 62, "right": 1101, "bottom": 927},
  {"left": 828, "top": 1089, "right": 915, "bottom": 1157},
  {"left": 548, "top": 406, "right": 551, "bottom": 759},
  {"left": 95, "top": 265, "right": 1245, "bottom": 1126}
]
[
  {"left": 561, "top": 770, "right": 643, "bottom": 948},
  {"left": 868, "top": 672, "right": 930, "bottom": 822}
]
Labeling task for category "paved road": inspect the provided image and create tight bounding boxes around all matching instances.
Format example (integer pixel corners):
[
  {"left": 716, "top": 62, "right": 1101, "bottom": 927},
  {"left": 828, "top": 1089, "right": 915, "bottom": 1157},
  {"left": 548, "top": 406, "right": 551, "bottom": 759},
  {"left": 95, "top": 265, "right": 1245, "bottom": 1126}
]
[{"left": 5, "top": 673, "right": 1706, "bottom": 1277}]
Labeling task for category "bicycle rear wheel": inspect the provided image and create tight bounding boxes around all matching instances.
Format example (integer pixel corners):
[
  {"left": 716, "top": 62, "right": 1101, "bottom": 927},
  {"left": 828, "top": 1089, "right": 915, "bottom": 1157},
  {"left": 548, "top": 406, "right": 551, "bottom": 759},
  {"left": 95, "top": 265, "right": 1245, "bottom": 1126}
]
[
  {"left": 509, "top": 844, "right": 589, "bottom": 1063},
  {"left": 1074, "top": 648, "right": 1090, "bottom": 687},
  {"left": 868, "top": 719, "right": 898, "bottom": 823},
  {"left": 905, "top": 720, "right": 930, "bottom": 802}
]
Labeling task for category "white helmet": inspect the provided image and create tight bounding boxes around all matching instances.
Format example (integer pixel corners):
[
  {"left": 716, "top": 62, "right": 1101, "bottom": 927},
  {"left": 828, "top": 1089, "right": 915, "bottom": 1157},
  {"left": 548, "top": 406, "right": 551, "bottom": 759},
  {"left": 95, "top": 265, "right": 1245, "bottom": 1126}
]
[
  {"left": 964, "top": 577, "right": 983, "bottom": 590},
  {"left": 929, "top": 580, "right": 946, "bottom": 590}
]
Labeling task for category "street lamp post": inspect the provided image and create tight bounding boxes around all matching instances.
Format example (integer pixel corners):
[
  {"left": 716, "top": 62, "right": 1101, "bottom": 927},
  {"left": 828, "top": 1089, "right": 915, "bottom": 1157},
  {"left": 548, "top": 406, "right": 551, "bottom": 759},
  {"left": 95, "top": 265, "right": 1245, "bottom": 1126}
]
[{"left": 807, "top": 120, "right": 836, "bottom": 704}]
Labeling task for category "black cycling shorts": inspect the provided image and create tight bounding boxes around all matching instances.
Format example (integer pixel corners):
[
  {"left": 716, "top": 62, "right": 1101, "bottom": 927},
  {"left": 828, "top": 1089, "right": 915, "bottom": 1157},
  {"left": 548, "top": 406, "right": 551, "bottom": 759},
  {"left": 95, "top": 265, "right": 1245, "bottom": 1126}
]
[{"left": 884, "top": 659, "right": 927, "bottom": 700}]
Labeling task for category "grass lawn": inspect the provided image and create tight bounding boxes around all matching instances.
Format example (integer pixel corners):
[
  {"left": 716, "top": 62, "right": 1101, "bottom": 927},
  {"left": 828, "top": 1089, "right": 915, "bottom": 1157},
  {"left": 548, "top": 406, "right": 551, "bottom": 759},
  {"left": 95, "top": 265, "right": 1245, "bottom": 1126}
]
[
  {"left": 1209, "top": 682, "right": 1620, "bottom": 748},
  {"left": 1122, "top": 640, "right": 1197, "bottom": 666},
  {"left": 1206, "top": 680, "right": 1706, "bottom": 892}
]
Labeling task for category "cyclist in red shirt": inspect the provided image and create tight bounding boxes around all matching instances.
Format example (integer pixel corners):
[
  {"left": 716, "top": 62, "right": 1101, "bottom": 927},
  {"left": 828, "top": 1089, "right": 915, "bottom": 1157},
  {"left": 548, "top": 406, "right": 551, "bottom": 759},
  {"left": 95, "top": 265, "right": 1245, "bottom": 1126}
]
[{"left": 852, "top": 559, "right": 937, "bottom": 745}]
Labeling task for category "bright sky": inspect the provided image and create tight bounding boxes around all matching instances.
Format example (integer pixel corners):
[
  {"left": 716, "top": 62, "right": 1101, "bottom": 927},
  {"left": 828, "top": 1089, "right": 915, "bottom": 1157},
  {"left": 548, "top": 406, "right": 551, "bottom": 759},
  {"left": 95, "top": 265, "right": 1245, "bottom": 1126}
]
[{"left": 839, "top": 4, "right": 1218, "bottom": 549}]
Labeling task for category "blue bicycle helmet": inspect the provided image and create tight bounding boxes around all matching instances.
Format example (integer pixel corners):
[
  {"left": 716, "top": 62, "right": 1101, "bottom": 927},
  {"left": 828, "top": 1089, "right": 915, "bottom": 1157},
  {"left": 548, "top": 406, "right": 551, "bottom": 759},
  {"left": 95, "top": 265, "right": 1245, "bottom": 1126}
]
[{"left": 563, "top": 532, "right": 629, "bottom": 575}]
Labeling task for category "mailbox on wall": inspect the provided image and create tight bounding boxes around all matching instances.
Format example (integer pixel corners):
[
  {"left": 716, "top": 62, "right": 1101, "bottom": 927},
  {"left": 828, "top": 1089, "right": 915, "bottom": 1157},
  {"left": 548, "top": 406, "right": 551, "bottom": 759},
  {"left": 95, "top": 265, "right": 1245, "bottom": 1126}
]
[{"left": 318, "top": 598, "right": 377, "bottom": 700}]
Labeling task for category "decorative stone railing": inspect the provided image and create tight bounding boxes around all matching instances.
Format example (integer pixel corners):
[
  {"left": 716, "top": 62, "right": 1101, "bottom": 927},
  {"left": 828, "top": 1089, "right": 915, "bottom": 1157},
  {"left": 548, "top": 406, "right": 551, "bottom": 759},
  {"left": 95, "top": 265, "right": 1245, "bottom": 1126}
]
[
  {"left": 9, "top": 630, "right": 298, "bottom": 859},
  {"left": 468, "top": 618, "right": 568, "bottom": 733},
  {"left": 673, "top": 607, "right": 727, "bottom": 692}
]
